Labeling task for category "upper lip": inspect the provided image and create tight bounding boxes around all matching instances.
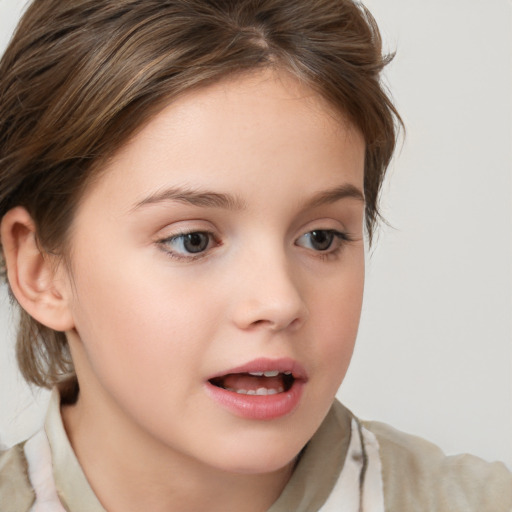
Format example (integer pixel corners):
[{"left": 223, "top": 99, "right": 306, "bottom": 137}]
[{"left": 207, "top": 357, "right": 308, "bottom": 381}]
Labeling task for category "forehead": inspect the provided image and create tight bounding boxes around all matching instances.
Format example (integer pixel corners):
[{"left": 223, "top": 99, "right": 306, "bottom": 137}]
[{"left": 80, "top": 69, "right": 365, "bottom": 210}]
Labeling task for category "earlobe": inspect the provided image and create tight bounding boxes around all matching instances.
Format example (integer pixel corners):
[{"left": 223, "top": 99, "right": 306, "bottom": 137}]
[{"left": 1, "top": 207, "right": 75, "bottom": 332}]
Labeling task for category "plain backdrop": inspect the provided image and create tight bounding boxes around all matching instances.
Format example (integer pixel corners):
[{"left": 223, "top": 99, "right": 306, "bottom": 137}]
[{"left": 0, "top": 0, "right": 511, "bottom": 468}]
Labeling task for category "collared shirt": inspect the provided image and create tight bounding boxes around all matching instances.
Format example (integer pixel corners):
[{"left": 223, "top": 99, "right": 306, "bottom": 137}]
[{"left": 1, "top": 389, "right": 511, "bottom": 511}]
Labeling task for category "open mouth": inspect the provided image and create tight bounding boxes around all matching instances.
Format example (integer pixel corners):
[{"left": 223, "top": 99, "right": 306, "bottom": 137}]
[
  {"left": 209, "top": 370, "right": 295, "bottom": 396},
  {"left": 206, "top": 360, "right": 307, "bottom": 419}
]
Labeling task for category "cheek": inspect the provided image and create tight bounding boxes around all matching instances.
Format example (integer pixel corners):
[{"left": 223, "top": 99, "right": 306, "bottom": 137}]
[
  {"left": 67, "top": 252, "right": 219, "bottom": 388},
  {"left": 309, "top": 256, "right": 364, "bottom": 380}
]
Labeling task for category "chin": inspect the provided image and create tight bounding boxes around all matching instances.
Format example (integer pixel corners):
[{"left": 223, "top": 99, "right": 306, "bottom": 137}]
[
  {"left": 206, "top": 430, "right": 308, "bottom": 475},
  {"left": 221, "top": 453, "right": 300, "bottom": 476}
]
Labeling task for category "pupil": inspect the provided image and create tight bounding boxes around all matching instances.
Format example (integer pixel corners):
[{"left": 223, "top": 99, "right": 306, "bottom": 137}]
[
  {"left": 311, "top": 230, "right": 333, "bottom": 251},
  {"left": 184, "top": 233, "right": 208, "bottom": 253}
]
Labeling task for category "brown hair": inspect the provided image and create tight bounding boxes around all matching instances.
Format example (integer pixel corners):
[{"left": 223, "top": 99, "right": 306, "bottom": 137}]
[{"left": 0, "top": 0, "right": 401, "bottom": 388}]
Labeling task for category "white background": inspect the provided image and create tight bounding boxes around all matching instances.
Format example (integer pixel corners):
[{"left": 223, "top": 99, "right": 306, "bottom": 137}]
[{"left": 0, "top": 0, "right": 511, "bottom": 468}]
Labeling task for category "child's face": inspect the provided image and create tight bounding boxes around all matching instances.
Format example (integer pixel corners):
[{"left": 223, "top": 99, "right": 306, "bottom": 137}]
[{"left": 62, "top": 70, "right": 365, "bottom": 474}]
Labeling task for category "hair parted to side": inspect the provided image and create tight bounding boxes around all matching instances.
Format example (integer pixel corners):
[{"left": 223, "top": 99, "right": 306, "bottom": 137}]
[{"left": 0, "top": 0, "right": 401, "bottom": 389}]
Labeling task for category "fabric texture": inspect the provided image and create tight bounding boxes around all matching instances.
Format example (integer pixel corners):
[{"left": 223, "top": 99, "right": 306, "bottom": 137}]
[{"left": 1, "top": 390, "right": 511, "bottom": 511}]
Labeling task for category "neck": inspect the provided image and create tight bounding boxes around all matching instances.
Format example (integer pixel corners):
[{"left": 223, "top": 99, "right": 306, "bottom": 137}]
[{"left": 61, "top": 387, "right": 295, "bottom": 512}]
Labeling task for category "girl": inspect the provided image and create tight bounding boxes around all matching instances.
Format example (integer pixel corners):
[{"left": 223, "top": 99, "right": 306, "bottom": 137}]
[{"left": 0, "top": 1, "right": 510, "bottom": 511}]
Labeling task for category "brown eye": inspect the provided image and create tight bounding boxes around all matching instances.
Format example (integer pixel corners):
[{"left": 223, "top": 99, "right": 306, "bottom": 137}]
[
  {"left": 296, "top": 230, "right": 335, "bottom": 251},
  {"left": 182, "top": 233, "right": 210, "bottom": 253},
  {"left": 161, "top": 231, "right": 213, "bottom": 257},
  {"left": 308, "top": 230, "right": 334, "bottom": 251},
  {"left": 295, "top": 229, "right": 348, "bottom": 253}
]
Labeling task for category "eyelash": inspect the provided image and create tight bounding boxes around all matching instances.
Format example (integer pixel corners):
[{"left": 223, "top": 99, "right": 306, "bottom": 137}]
[
  {"left": 157, "top": 231, "right": 219, "bottom": 261},
  {"left": 157, "top": 229, "right": 353, "bottom": 262},
  {"left": 295, "top": 230, "right": 353, "bottom": 260}
]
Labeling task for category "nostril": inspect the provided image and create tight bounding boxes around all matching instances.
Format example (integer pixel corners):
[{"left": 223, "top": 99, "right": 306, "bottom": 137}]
[{"left": 247, "top": 316, "right": 303, "bottom": 331}]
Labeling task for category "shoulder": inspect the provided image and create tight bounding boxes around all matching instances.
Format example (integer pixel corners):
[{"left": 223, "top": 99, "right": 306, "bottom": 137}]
[
  {"left": 362, "top": 419, "right": 512, "bottom": 512},
  {"left": 0, "top": 442, "right": 35, "bottom": 512}
]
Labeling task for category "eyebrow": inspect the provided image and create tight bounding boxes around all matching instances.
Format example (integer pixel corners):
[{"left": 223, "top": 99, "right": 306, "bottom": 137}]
[
  {"left": 131, "top": 187, "right": 247, "bottom": 212},
  {"left": 304, "top": 184, "right": 365, "bottom": 208},
  {"left": 131, "top": 183, "right": 364, "bottom": 212}
]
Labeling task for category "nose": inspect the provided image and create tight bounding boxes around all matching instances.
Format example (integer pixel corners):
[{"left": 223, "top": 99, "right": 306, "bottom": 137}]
[{"left": 230, "top": 249, "right": 308, "bottom": 332}]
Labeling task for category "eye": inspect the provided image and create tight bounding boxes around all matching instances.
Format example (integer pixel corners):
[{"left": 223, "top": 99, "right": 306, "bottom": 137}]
[
  {"left": 295, "top": 229, "right": 347, "bottom": 252},
  {"left": 159, "top": 231, "right": 215, "bottom": 259}
]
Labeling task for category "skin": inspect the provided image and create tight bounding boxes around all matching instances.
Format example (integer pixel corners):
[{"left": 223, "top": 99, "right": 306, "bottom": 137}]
[{"left": 10, "top": 70, "right": 366, "bottom": 511}]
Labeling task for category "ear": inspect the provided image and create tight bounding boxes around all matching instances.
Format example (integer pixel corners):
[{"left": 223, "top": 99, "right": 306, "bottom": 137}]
[{"left": 1, "top": 206, "right": 75, "bottom": 331}]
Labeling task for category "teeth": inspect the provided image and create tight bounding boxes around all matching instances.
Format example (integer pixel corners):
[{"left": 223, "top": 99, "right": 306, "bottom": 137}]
[
  {"left": 232, "top": 387, "right": 284, "bottom": 395},
  {"left": 248, "top": 370, "right": 281, "bottom": 377},
  {"left": 284, "top": 371, "right": 292, "bottom": 376}
]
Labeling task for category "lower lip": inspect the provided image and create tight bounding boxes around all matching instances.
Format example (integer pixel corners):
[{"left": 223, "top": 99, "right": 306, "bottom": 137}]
[{"left": 205, "top": 380, "right": 305, "bottom": 420}]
